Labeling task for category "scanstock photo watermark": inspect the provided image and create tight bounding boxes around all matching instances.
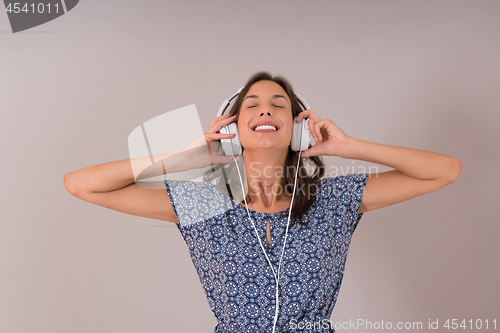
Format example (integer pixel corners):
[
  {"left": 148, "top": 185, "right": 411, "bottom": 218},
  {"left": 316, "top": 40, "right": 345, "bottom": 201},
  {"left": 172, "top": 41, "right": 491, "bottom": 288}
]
[
  {"left": 289, "top": 318, "right": 497, "bottom": 331},
  {"left": 3, "top": 0, "right": 79, "bottom": 33}
]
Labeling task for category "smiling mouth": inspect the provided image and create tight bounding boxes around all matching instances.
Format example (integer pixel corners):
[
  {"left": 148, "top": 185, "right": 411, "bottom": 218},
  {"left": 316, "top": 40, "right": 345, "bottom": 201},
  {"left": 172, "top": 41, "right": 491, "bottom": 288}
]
[{"left": 253, "top": 125, "right": 278, "bottom": 131}]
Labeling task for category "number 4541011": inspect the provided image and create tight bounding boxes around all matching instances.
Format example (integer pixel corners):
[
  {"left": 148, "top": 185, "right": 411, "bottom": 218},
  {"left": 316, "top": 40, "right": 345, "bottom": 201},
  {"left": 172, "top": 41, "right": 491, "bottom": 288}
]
[
  {"left": 443, "top": 319, "right": 496, "bottom": 330},
  {"left": 5, "top": 2, "right": 61, "bottom": 14}
]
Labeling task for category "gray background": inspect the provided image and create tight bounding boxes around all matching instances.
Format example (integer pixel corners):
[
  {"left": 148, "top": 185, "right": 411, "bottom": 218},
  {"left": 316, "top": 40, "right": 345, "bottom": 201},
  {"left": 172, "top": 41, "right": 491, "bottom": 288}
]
[{"left": 1, "top": 0, "right": 499, "bottom": 332}]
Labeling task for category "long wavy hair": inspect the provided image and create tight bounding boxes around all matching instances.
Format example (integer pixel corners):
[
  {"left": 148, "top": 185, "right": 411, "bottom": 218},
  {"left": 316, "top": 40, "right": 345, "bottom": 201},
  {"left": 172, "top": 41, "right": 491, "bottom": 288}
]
[{"left": 204, "top": 71, "right": 325, "bottom": 226}]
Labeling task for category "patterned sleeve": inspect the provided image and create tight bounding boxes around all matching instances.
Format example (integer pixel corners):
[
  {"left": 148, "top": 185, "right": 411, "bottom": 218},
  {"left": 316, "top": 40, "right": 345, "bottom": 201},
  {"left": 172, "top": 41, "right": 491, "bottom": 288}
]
[
  {"left": 318, "top": 173, "right": 369, "bottom": 234},
  {"left": 163, "top": 180, "right": 227, "bottom": 229}
]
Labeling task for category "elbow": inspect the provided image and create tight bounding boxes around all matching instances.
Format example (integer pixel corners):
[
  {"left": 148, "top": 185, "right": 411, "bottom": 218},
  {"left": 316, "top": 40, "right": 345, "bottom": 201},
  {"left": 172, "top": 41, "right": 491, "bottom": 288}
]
[
  {"left": 445, "top": 157, "right": 463, "bottom": 184},
  {"left": 64, "top": 171, "right": 81, "bottom": 197}
]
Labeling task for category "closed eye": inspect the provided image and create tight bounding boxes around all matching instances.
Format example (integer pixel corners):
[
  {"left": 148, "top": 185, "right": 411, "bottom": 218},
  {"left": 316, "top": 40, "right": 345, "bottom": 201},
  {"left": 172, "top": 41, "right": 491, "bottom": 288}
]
[{"left": 247, "top": 104, "right": 283, "bottom": 108}]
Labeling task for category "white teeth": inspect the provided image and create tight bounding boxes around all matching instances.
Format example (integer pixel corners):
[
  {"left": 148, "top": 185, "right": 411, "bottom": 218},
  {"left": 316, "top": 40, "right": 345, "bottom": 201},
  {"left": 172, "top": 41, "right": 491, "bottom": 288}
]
[{"left": 254, "top": 125, "right": 277, "bottom": 131}]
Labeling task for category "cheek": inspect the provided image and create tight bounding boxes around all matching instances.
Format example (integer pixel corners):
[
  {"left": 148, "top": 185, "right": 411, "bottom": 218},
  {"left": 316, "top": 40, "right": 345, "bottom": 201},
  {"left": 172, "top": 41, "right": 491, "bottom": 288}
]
[
  {"left": 236, "top": 121, "right": 250, "bottom": 146},
  {"left": 283, "top": 120, "right": 294, "bottom": 142},
  {"left": 236, "top": 121, "right": 245, "bottom": 135},
  {"left": 285, "top": 128, "right": 294, "bottom": 144}
]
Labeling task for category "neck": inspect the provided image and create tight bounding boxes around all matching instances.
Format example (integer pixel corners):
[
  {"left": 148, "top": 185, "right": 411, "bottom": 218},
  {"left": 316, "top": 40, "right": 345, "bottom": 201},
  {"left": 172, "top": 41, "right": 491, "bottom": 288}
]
[{"left": 242, "top": 148, "right": 291, "bottom": 209}]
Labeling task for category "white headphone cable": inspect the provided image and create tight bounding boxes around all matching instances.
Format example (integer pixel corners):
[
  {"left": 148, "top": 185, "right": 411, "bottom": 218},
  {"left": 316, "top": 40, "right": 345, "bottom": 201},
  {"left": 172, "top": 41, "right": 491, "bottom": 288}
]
[
  {"left": 275, "top": 150, "right": 301, "bottom": 329},
  {"left": 231, "top": 150, "right": 301, "bottom": 333}
]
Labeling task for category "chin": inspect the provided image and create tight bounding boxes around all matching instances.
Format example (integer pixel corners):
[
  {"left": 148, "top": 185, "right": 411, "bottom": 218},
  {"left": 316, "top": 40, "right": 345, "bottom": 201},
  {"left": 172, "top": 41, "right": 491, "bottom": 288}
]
[
  {"left": 246, "top": 143, "right": 289, "bottom": 152},
  {"left": 240, "top": 135, "right": 290, "bottom": 152}
]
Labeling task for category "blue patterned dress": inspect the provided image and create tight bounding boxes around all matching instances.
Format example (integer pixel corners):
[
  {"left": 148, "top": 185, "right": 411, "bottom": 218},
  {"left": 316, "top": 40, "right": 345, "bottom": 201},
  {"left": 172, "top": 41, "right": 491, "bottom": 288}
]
[{"left": 164, "top": 173, "right": 368, "bottom": 333}]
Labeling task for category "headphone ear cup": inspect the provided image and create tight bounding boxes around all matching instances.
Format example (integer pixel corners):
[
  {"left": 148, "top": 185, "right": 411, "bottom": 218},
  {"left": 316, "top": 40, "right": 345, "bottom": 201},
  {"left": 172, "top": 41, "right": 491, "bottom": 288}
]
[
  {"left": 291, "top": 117, "right": 303, "bottom": 152},
  {"left": 220, "top": 122, "right": 241, "bottom": 156},
  {"left": 292, "top": 117, "right": 315, "bottom": 152}
]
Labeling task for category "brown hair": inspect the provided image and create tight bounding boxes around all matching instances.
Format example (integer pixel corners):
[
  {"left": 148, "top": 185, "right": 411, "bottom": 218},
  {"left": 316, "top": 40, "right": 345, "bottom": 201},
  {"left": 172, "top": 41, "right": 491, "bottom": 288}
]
[{"left": 206, "top": 71, "right": 325, "bottom": 226}]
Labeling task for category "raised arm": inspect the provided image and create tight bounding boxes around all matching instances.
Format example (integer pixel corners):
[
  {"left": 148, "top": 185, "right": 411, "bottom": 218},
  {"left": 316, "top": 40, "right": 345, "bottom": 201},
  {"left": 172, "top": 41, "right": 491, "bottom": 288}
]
[
  {"left": 63, "top": 153, "right": 180, "bottom": 223},
  {"left": 339, "top": 138, "right": 462, "bottom": 213},
  {"left": 296, "top": 110, "right": 462, "bottom": 214},
  {"left": 63, "top": 114, "right": 238, "bottom": 222}
]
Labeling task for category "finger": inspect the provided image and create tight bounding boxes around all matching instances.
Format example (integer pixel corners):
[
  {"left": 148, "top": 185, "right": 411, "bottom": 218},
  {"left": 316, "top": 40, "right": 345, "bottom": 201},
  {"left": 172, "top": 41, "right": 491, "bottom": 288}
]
[
  {"left": 209, "top": 115, "right": 238, "bottom": 133},
  {"left": 313, "top": 120, "right": 324, "bottom": 142},
  {"left": 307, "top": 119, "right": 320, "bottom": 142},
  {"left": 296, "top": 109, "right": 320, "bottom": 123},
  {"left": 209, "top": 114, "right": 236, "bottom": 128},
  {"left": 300, "top": 146, "right": 319, "bottom": 158},
  {"left": 307, "top": 109, "right": 321, "bottom": 120},
  {"left": 215, "top": 115, "right": 238, "bottom": 130},
  {"left": 295, "top": 110, "right": 309, "bottom": 123},
  {"left": 210, "top": 114, "right": 230, "bottom": 127},
  {"left": 313, "top": 119, "right": 332, "bottom": 142},
  {"left": 205, "top": 132, "right": 236, "bottom": 142}
]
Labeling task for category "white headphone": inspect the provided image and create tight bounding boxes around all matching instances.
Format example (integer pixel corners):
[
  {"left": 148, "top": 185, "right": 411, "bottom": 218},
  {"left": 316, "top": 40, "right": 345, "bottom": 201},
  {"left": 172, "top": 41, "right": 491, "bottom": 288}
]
[
  {"left": 216, "top": 87, "right": 316, "bottom": 156},
  {"left": 218, "top": 87, "right": 312, "bottom": 332}
]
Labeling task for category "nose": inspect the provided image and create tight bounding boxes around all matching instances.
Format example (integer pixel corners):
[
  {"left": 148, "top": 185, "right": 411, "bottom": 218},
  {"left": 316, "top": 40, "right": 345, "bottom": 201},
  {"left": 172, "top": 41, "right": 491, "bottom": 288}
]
[{"left": 260, "top": 112, "right": 272, "bottom": 116}]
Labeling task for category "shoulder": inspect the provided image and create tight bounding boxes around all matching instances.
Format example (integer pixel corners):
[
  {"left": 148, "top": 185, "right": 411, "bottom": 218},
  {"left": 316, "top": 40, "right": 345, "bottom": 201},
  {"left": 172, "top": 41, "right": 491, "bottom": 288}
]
[
  {"left": 164, "top": 179, "right": 223, "bottom": 197},
  {"left": 317, "top": 173, "right": 369, "bottom": 194},
  {"left": 313, "top": 174, "right": 369, "bottom": 230},
  {"left": 164, "top": 180, "right": 228, "bottom": 227},
  {"left": 314, "top": 173, "right": 369, "bottom": 208},
  {"left": 164, "top": 179, "right": 228, "bottom": 208}
]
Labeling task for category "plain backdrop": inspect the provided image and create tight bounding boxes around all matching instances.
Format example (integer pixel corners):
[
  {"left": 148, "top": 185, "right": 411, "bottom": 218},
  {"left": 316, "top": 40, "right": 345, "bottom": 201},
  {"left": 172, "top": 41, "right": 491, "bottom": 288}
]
[{"left": 1, "top": 1, "right": 499, "bottom": 332}]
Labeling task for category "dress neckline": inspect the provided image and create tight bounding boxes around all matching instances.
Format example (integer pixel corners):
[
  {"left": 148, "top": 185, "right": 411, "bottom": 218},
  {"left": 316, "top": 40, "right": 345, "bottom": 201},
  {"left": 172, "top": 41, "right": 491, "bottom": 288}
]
[{"left": 229, "top": 196, "right": 290, "bottom": 216}]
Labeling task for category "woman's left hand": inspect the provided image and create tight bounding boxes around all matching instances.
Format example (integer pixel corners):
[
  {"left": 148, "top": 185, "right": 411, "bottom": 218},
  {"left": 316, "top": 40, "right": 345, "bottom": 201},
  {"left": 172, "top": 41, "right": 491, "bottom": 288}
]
[{"left": 295, "top": 110, "right": 350, "bottom": 158}]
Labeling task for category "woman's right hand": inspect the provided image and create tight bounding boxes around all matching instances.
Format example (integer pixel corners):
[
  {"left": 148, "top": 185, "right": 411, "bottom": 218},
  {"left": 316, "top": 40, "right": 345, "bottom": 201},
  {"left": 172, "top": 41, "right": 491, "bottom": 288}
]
[
  {"left": 180, "top": 114, "right": 239, "bottom": 170},
  {"left": 64, "top": 114, "right": 240, "bottom": 225}
]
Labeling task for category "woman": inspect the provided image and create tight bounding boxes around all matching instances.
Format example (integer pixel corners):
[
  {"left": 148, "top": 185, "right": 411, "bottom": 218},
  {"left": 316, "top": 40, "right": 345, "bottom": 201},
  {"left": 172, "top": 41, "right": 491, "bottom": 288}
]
[{"left": 64, "top": 72, "right": 462, "bottom": 332}]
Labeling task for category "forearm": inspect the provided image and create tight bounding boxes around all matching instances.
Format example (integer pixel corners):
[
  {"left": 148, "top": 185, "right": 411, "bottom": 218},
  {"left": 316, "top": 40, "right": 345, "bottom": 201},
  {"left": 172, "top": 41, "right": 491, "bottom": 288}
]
[
  {"left": 341, "top": 137, "right": 462, "bottom": 182},
  {"left": 64, "top": 149, "right": 184, "bottom": 194}
]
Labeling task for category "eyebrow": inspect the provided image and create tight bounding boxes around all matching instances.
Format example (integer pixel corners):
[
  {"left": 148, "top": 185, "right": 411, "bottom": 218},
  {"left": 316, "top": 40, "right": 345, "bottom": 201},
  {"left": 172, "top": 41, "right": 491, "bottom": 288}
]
[{"left": 243, "top": 94, "right": 289, "bottom": 103}]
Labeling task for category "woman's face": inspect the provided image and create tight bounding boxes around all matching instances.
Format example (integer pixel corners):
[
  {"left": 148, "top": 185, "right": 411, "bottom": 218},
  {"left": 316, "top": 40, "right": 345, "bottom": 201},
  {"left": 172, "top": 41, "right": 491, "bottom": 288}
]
[{"left": 237, "top": 80, "right": 294, "bottom": 152}]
